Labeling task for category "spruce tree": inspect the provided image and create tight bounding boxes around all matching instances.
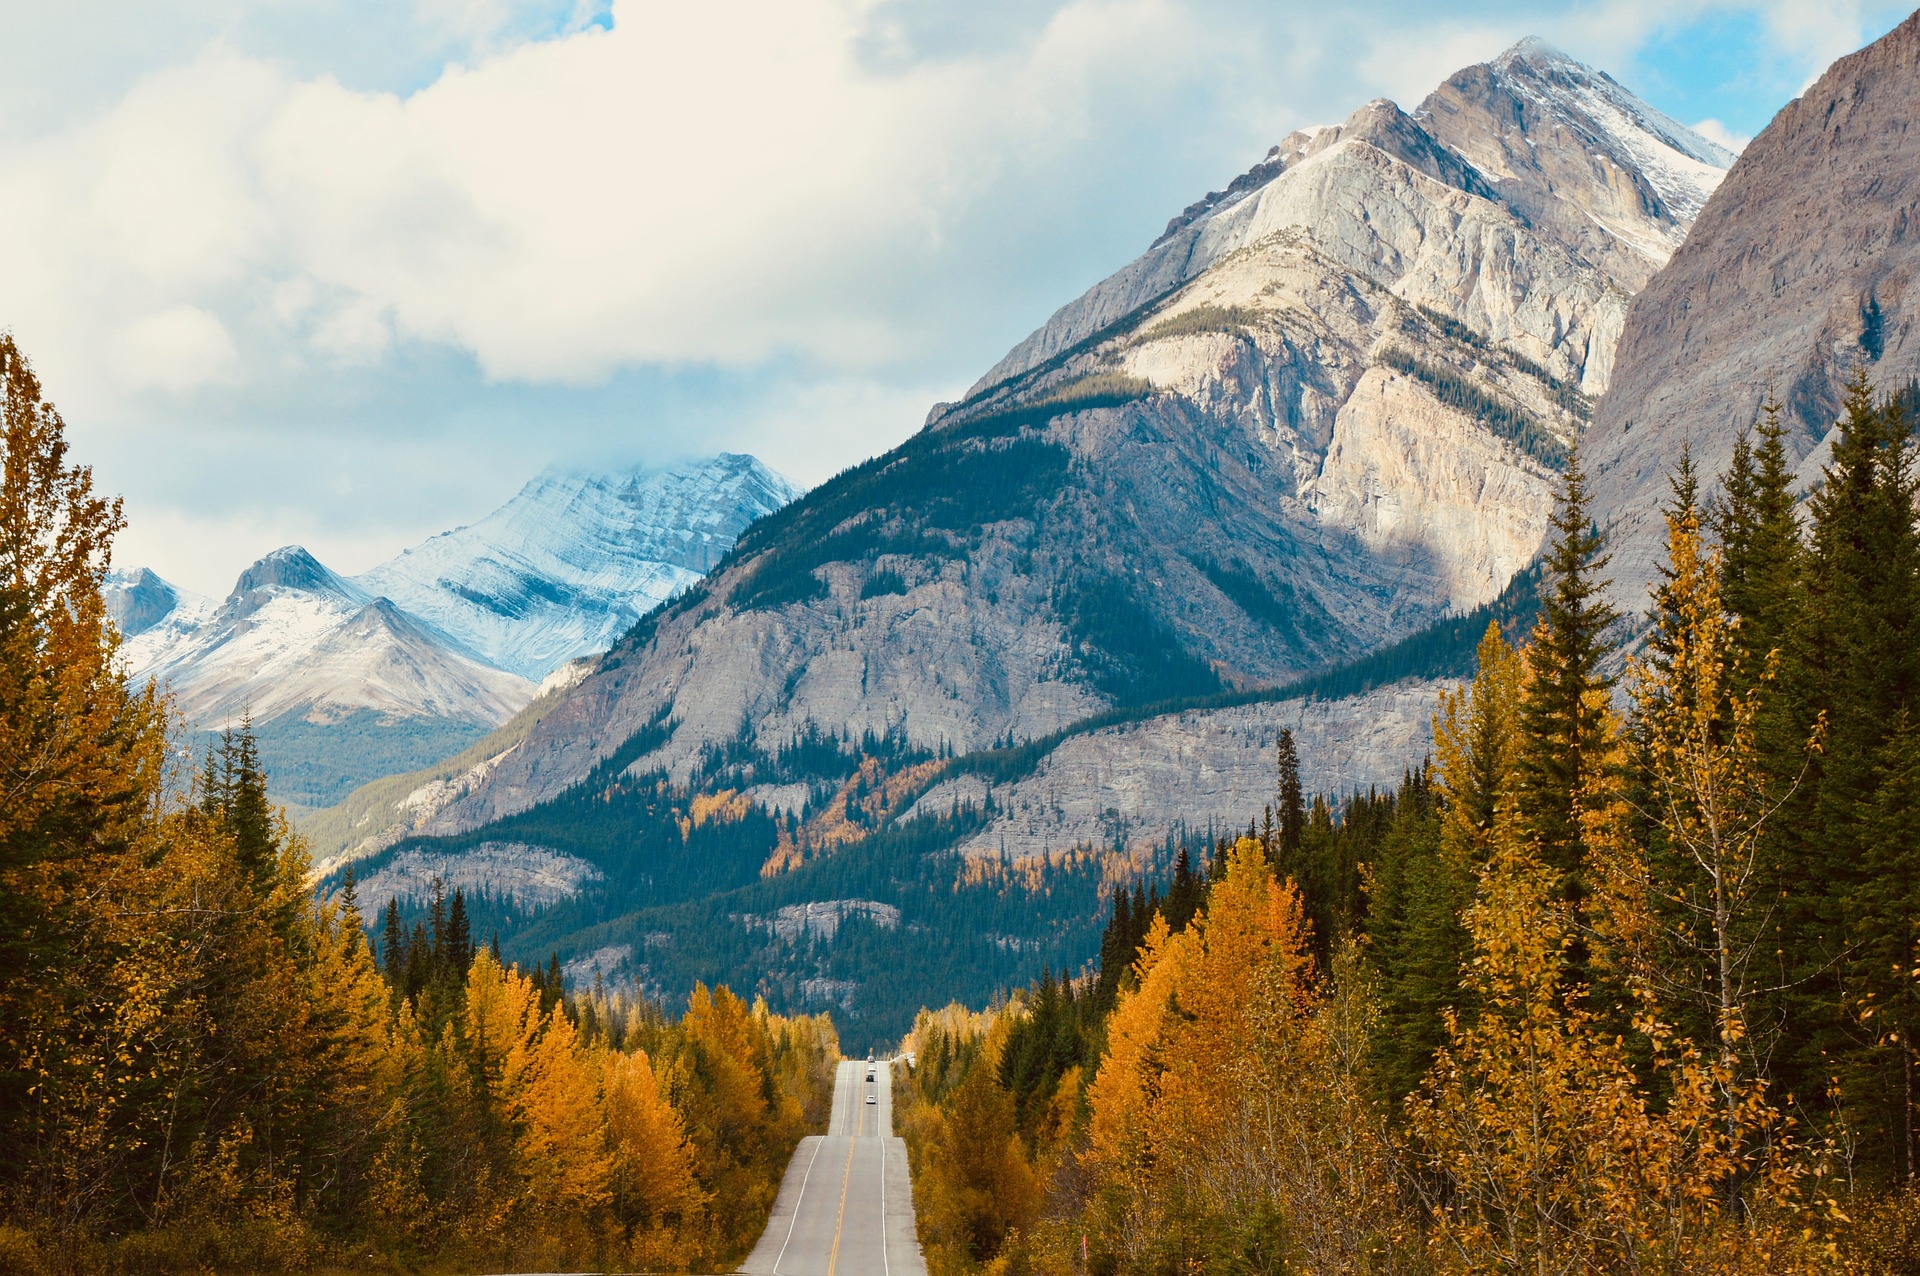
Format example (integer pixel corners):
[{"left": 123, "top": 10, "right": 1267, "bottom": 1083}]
[
  {"left": 1517, "top": 444, "right": 1618, "bottom": 931},
  {"left": 1778, "top": 371, "right": 1920, "bottom": 1181},
  {"left": 1853, "top": 712, "right": 1920, "bottom": 1181},
  {"left": 1715, "top": 400, "right": 1803, "bottom": 700},
  {"left": 1275, "top": 729, "right": 1305, "bottom": 862},
  {"left": 215, "top": 722, "right": 275, "bottom": 883}
]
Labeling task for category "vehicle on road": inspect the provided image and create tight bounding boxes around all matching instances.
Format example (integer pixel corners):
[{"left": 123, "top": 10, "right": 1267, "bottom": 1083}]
[{"left": 866, "top": 1092, "right": 876, "bottom": 1105}]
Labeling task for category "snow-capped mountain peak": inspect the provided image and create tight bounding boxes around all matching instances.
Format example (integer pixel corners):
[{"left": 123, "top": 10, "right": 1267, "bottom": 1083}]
[
  {"left": 227, "top": 545, "right": 365, "bottom": 608},
  {"left": 357, "top": 452, "right": 802, "bottom": 679},
  {"left": 114, "top": 453, "right": 801, "bottom": 804}
]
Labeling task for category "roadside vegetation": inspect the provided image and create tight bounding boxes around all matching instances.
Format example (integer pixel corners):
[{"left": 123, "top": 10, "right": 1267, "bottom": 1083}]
[{"left": 0, "top": 338, "right": 837, "bottom": 1274}]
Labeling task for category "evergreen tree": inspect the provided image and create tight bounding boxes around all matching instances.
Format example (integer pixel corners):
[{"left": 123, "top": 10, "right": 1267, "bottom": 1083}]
[
  {"left": 1714, "top": 400, "right": 1803, "bottom": 700},
  {"left": 1162, "top": 848, "right": 1205, "bottom": 933},
  {"left": 1275, "top": 728, "right": 1305, "bottom": 862},
  {"left": 210, "top": 721, "right": 276, "bottom": 883},
  {"left": 1516, "top": 443, "right": 1618, "bottom": 952},
  {"left": 1852, "top": 713, "right": 1920, "bottom": 1181},
  {"left": 1093, "top": 886, "right": 1133, "bottom": 1013},
  {"left": 338, "top": 866, "right": 364, "bottom": 952},
  {"left": 1777, "top": 371, "right": 1920, "bottom": 1182},
  {"left": 446, "top": 887, "right": 474, "bottom": 980},
  {"left": 381, "top": 897, "right": 407, "bottom": 983}
]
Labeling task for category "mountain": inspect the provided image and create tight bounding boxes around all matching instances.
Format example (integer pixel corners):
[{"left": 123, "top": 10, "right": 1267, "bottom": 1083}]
[
  {"left": 118, "top": 454, "right": 800, "bottom": 806},
  {"left": 122, "top": 546, "right": 533, "bottom": 729},
  {"left": 320, "top": 41, "right": 1732, "bottom": 1038},
  {"left": 1588, "top": 10, "right": 1920, "bottom": 611},
  {"left": 358, "top": 453, "right": 802, "bottom": 680},
  {"left": 119, "top": 547, "right": 536, "bottom": 806}
]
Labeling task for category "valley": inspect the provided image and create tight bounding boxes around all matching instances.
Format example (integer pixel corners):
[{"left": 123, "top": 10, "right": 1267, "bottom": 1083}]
[
  {"left": 7, "top": 9, "right": 1920, "bottom": 1273},
  {"left": 311, "top": 37, "right": 1736, "bottom": 1043}
]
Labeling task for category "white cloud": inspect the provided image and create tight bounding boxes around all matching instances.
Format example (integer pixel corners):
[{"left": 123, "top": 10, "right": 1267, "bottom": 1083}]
[
  {"left": 115, "top": 305, "right": 239, "bottom": 393},
  {"left": 1689, "top": 117, "right": 1750, "bottom": 152},
  {"left": 0, "top": 0, "right": 1902, "bottom": 594}
]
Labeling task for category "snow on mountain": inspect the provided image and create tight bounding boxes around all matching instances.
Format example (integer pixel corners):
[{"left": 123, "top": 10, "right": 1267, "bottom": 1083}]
[
  {"left": 1418, "top": 37, "right": 1736, "bottom": 277},
  {"left": 107, "top": 566, "right": 214, "bottom": 645},
  {"left": 126, "top": 546, "right": 536, "bottom": 730},
  {"left": 356, "top": 453, "right": 802, "bottom": 679},
  {"left": 976, "top": 38, "right": 1733, "bottom": 401},
  {"left": 112, "top": 454, "right": 800, "bottom": 805}
]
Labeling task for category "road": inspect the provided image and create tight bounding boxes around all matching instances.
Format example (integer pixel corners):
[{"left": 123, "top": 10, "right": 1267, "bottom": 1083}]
[{"left": 736, "top": 1059, "right": 927, "bottom": 1275}]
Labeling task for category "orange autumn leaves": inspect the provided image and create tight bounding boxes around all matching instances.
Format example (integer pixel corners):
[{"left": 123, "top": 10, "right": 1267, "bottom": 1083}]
[{"left": 1084, "top": 842, "right": 1402, "bottom": 1273}]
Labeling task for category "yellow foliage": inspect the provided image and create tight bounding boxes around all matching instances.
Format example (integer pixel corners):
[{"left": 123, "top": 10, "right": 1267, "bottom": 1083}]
[
  {"left": 604, "top": 1048, "right": 706, "bottom": 1225},
  {"left": 1082, "top": 840, "right": 1404, "bottom": 1272},
  {"left": 690, "top": 787, "right": 750, "bottom": 828}
]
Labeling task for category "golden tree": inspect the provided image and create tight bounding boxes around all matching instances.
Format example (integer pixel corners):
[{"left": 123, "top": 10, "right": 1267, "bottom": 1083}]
[{"left": 1083, "top": 840, "right": 1405, "bottom": 1273}]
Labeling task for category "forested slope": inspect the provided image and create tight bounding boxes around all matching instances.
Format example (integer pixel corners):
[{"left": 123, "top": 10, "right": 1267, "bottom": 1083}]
[{"left": 896, "top": 380, "right": 1920, "bottom": 1271}]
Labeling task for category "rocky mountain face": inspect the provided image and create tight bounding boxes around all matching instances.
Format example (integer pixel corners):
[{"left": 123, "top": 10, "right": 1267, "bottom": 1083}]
[
  {"left": 1588, "top": 10, "right": 1920, "bottom": 612},
  {"left": 337, "top": 38, "right": 1725, "bottom": 853},
  {"left": 323, "top": 42, "right": 1735, "bottom": 1032},
  {"left": 117, "top": 454, "right": 797, "bottom": 805}
]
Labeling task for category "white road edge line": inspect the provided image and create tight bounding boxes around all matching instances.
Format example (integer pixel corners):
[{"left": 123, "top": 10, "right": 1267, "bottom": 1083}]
[
  {"left": 880, "top": 1116, "right": 890, "bottom": 1276},
  {"left": 773, "top": 1067, "right": 843, "bottom": 1276}
]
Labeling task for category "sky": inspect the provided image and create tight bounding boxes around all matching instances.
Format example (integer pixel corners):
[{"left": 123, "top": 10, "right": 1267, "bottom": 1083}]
[{"left": 2, "top": 0, "right": 1913, "bottom": 596}]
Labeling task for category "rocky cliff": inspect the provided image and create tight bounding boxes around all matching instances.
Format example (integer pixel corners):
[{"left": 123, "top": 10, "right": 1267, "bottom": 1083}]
[{"left": 1588, "top": 10, "right": 1920, "bottom": 612}]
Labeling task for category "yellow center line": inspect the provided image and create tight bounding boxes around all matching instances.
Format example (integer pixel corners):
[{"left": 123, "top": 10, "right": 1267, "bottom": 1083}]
[{"left": 826, "top": 1068, "right": 863, "bottom": 1275}]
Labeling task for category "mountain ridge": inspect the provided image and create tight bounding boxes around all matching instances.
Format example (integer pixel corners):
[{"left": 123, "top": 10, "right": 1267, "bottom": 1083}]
[
  {"left": 1586, "top": 8, "right": 1920, "bottom": 613},
  {"left": 314, "top": 39, "right": 1737, "bottom": 1032},
  {"left": 115, "top": 453, "right": 800, "bottom": 805}
]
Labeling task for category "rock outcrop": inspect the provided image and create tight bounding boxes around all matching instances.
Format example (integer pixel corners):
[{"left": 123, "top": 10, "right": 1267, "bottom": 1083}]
[{"left": 1588, "top": 10, "right": 1920, "bottom": 613}]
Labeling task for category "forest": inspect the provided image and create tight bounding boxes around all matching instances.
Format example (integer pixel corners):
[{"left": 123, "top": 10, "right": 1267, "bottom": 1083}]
[
  {"left": 11, "top": 326, "right": 1920, "bottom": 1274},
  {"left": 895, "top": 375, "right": 1920, "bottom": 1273},
  {"left": 0, "top": 338, "right": 840, "bottom": 1274}
]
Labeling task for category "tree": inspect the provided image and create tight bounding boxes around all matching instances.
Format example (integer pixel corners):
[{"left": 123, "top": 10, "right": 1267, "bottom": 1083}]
[
  {"left": 1371, "top": 625, "right": 1520, "bottom": 1102},
  {"left": 0, "top": 335, "right": 167, "bottom": 1204},
  {"left": 1516, "top": 444, "right": 1618, "bottom": 980},
  {"left": 1772, "top": 371, "right": 1920, "bottom": 1177},
  {"left": 1713, "top": 400, "right": 1802, "bottom": 701},
  {"left": 1601, "top": 493, "right": 1811, "bottom": 1197},
  {"left": 1276, "top": 727, "right": 1305, "bottom": 862},
  {"left": 1084, "top": 841, "right": 1403, "bottom": 1273}
]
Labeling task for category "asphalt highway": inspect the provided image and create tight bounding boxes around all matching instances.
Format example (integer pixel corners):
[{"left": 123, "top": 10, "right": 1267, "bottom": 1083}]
[{"left": 736, "top": 1059, "right": 926, "bottom": 1275}]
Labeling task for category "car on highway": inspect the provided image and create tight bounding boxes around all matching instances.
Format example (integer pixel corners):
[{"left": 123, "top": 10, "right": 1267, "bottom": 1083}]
[{"left": 866, "top": 1092, "right": 877, "bottom": 1105}]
